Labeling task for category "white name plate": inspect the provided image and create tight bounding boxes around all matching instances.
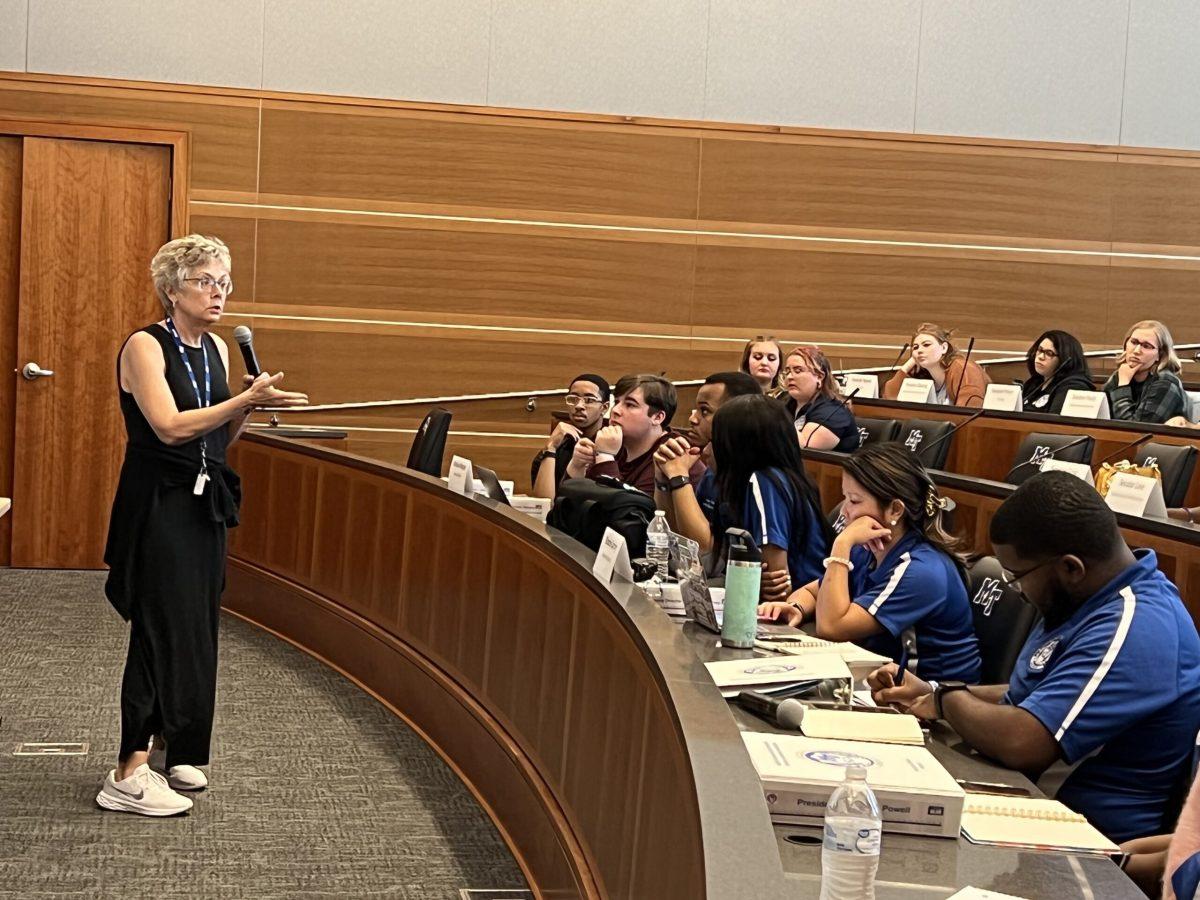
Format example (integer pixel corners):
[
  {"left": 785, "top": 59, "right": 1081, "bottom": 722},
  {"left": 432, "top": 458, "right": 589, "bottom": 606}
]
[
  {"left": 1040, "top": 458, "right": 1095, "bottom": 484},
  {"left": 841, "top": 372, "right": 879, "bottom": 400},
  {"left": 982, "top": 383, "right": 1023, "bottom": 412},
  {"left": 510, "top": 495, "right": 551, "bottom": 521},
  {"left": 1104, "top": 472, "right": 1167, "bottom": 518},
  {"left": 447, "top": 455, "right": 474, "bottom": 496},
  {"left": 1060, "top": 390, "right": 1110, "bottom": 420},
  {"left": 897, "top": 377, "right": 937, "bottom": 404},
  {"left": 592, "top": 527, "right": 634, "bottom": 583}
]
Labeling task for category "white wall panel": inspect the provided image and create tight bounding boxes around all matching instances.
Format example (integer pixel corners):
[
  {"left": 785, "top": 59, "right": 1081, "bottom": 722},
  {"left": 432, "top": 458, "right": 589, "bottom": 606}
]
[
  {"left": 488, "top": 0, "right": 708, "bottom": 119},
  {"left": 26, "top": 0, "right": 265, "bottom": 88},
  {"left": 1121, "top": 0, "right": 1200, "bottom": 151},
  {"left": 262, "top": 0, "right": 490, "bottom": 105},
  {"left": 0, "top": 0, "right": 27, "bottom": 72},
  {"left": 705, "top": 0, "right": 922, "bottom": 132},
  {"left": 916, "top": 0, "right": 1130, "bottom": 144}
]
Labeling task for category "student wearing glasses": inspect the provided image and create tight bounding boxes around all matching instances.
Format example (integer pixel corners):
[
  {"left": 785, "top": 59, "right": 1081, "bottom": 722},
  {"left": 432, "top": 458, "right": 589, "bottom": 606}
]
[
  {"left": 781, "top": 345, "right": 859, "bottom": 451},
  {"left": 530, "top": 374, "right": 610, "bottom": 499},
  {"left": 1020, "top": 330, "right": 1094, "bottom": 414},
  {"left": 869, "top": 471, "right": 1200, "bottom": 843},
  {"left": 1103, "top": 320, "right": 1189, "bottom": 424}
]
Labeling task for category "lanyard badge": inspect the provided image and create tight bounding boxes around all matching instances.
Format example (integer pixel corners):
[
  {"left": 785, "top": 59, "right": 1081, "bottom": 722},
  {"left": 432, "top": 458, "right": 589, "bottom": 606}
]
[{"left": 164, "top": 317, "right": 212, "bottom": 495}]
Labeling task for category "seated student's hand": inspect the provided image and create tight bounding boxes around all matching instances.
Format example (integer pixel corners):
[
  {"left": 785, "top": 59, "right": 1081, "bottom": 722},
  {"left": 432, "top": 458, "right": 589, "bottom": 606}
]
[
  {"left": 867, "top": 663, "right": 933, "bottom": 713},
  {"left": 594, "top": 425, "right": 623, "bottom": 456},
  {"left": 836, "top": 515, "right": 891, "bottom": 552},
  {"left": 1166, "top": 415, "right": 1198, "bottom": 429},
  {"left": 1117, "top": 360, "right": 1141, "bottom": 387},
  {"left": 759, "top": 568, "right": 793, "bottom": 603},
  {"left": 653, "top": 436, "right": 700, "bottom": 479},
  {"left": 567, "top": 438, "right": 596, "bottom": 476},
  {"left": 547, "top": 421, "right": 583, "bottom": 450},
  {"left": 757, "top": 601, "right": 803, "bottom": 627}
]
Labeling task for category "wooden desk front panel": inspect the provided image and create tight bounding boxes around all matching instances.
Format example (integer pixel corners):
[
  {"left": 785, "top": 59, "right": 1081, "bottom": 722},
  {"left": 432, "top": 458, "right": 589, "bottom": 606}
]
[{"left": 226, "top": 438, "right": 706, "bottom": 899}]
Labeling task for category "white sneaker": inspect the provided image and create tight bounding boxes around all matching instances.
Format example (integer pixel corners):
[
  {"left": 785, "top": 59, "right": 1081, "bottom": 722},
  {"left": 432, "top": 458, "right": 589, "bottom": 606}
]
[
  {"left": 166, "top": 764, "right": 208, "bottom": 791},
  {"left": 148, "top": 736, "right": 208, "bottom": 791},
  {"left": 96, "top": 764, "right": 192, "bottom": 817}
]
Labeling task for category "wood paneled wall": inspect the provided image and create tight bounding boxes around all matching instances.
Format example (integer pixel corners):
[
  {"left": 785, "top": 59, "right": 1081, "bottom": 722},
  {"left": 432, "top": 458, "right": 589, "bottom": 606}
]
[{"left": 4, "top": 70, "right": 1199, "bottom": 484}]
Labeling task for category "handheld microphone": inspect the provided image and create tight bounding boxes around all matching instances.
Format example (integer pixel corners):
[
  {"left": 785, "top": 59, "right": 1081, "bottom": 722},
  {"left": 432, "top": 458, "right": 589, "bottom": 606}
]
[
  {"left": 1005, "top": 434, "right": 1093, "bottom": 478},
  {"left": 737, "top": 691, "right": 807, "bottom": 729},
  {"left": 912, "top": 407, "right": 987, "bottom": 462},
  {"left": 953, "top": 336, "right": 976, "bottom": 404},
  {"left": 1093, "top": 433, "right": 1154, "bottom": 469},
  {"left": 802, "top": 388, "right": 860, "bottom": 449},
  {"left": 232, "top": 325, "right": 262, "bottom": 377}
]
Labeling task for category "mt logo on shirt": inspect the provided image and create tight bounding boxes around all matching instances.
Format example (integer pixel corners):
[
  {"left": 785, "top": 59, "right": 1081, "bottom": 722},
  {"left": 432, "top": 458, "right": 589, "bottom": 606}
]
[{"left": 1029, "top": 638, "right": 1060, "bottom": 672}]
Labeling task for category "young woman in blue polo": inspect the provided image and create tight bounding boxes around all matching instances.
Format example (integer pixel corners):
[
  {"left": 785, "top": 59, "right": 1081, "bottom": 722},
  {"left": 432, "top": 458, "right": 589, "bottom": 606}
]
[
  {"left": 760, "top": 442, "right": 981, "bottom": 682},
  {"left": 709, "top": 394, "right": 833, "bottom": 593}
]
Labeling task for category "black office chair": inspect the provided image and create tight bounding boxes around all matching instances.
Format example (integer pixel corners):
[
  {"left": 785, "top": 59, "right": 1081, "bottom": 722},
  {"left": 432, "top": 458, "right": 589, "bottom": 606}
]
[
  {"left": 406, "top": 407, "right": 451, "bottom": 477},
  {"left": 854, "top": 417, "right": 901, "bottom": 449},
  {"left": 964, "top": 555, "right": 1041, "bottom": 684},
  {"left": 897, "top": 418, "right": 955, "bottom": 470},
  {"left": 1004, "top": 432, "right": 1095, "bottom": 486},
  {"left": 1135, "top": 442, "right": 1198, "bottom": 508}
]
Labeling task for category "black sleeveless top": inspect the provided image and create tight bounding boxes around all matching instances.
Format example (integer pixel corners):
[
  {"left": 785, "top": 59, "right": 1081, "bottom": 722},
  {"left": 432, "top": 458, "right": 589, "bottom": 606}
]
[{"left": 104, "top": 324, "right": 241, "bottom": 620}]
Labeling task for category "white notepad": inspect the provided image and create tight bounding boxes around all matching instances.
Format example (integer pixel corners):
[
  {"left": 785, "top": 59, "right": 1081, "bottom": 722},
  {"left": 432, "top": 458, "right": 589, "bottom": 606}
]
[
  {"left": 704, "top": 654, "right": 850, "bottom": 698},
  {"left": 960, "top": 795, "right": 1119, "bottom": 855},
  {"left": 761, "top": 634, "right": 891, "bottom": 679},
  {"left": 798, "top": 707, "right": 924, "bottom": 746}
]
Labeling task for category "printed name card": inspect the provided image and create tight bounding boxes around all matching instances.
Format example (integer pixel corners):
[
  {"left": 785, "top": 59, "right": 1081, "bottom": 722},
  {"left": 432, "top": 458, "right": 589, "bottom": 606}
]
[
  {"left": 1040, "top": 459, "right": 1095, "bottom": 484},
  {"left": 982, "top": 383, "right": 1023, "bottom": 412},
  {"left": 840, "top": 372, "right": 879, "bottom": 400},
  {"left": 592, "top": 527, "right": 634, "bottom": 583},
  {"left": 1060, "top": 390, "right": 1110, "bottom": 420},
  {"left": 1104, "top": 472, "right": 1168, "bottom": 518},
  {"left": 446, "top": 455, "right": 474, "bottom": 496},
  {"left": 897, "top": 378, "right": 937, "bottom": 404}
]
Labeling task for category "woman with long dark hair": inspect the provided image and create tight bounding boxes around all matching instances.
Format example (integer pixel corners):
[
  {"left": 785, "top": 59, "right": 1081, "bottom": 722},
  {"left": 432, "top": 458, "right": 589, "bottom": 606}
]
[
  {"left": 759, "top": 442, "right": 980, "bottom": 682},
  {"left": 1020, "top": 330, "right": 1093, "bottom": 414},
  {"left": 710, "top": 394, "right": 833, "bottom": 598}
]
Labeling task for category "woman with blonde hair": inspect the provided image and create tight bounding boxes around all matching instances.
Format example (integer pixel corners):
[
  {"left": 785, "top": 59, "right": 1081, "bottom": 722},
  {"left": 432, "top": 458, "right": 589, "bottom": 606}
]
[
  {"left": 739, "top": 335, "right": 785, "bottom": 398},
  {"left": 97, "top": 234, "right": 307, "bottom": 817},
  {"left": 1103, "top": 320, "right": 1189, "bottom": 424},
  {"left": 782, "top": 345, "right": 858, "bottom": 451},
  {"left": 884, "top": 322, "right": 990, "bottom": 408}
]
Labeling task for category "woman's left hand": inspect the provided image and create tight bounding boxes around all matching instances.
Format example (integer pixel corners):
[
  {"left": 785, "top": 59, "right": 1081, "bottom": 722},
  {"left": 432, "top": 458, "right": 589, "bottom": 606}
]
[{"left": 836, "top": 515, "right": 891, "bottom": 551}]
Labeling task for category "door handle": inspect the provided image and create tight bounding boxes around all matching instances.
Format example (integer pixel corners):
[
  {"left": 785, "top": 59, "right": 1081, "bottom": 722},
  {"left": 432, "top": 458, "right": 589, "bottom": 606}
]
[{"left": 21, "top": 362, "right": 54, "bottom": 380}]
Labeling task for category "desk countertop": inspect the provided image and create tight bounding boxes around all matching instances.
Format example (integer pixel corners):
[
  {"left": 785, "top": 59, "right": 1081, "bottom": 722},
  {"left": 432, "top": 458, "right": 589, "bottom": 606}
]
[{"left": 678, "top": 621, "right": 1142, "bottom": 900}]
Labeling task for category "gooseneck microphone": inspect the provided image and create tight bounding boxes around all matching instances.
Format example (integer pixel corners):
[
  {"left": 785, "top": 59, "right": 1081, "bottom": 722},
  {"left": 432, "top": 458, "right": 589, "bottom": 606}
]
[
  {"left": 803, "top": 388, "right": 860, "bottom": 450},
  {"left": 913, "top": 407, "right": 988, "bottom": 462},
  {"left": 232, "top": 325, "right": 262, "bottom": 377},
  {"left": 1005, "top": 434, "right": 1093, "bottom": 478},
  {"left": 1093, "top": 432, "right": 1154, "bottom": 469},
  {"left": 886, "top": 342, "right": 911, "bottom": 377},
  {"left": 953, "top": 336, "right": 976, "bottom": 403}
]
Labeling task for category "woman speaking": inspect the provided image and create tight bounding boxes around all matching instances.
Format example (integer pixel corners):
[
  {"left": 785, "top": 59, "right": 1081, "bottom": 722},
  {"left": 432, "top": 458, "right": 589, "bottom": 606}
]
[{"left": 97, "top": 235, "right": 307, "bottom": 817}]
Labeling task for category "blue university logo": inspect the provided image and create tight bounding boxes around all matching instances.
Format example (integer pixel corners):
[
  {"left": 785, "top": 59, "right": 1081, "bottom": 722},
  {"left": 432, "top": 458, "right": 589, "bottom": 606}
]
[
  {"left": 1029, "top": 639, "right": 1060, "bottom": 672},
  {"left": 804, "top": 750, "right": 876, "bottom": 769}
]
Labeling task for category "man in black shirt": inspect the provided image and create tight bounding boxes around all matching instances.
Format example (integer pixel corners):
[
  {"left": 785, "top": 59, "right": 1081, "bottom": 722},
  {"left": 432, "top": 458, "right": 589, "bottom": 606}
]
[{"left": 531, "top": 374, "right": 609, "bottom": 499}]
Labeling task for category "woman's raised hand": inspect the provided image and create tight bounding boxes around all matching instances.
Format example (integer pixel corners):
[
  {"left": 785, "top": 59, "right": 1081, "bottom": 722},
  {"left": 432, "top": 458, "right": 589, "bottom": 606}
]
[{"left": 242, "top": 372, "right": 309, "bottom": 408}]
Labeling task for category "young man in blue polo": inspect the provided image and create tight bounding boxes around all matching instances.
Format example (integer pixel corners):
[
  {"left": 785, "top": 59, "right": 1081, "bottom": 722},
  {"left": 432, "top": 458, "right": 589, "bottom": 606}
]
[{"left": 869, "top": 470, "right": 1200, "bottom": 843}]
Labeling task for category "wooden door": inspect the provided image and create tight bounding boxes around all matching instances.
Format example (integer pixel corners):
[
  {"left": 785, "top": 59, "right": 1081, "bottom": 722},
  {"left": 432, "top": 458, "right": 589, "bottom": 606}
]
[
  {"left": 11, "top": 137, "right": 169, "bottom": 567},
  {"left": 0, "top": 136, "right": 21, "bottom": 564}
]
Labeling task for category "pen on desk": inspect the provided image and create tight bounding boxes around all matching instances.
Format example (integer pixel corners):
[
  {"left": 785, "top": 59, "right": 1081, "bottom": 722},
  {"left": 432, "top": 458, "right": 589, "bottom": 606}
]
[{"left": 895, "top": 643, "right": 909, "bottom": 686}]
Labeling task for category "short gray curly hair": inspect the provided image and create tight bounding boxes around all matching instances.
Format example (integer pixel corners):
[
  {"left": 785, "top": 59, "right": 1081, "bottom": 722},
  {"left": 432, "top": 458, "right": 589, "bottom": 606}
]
[{"left": 149, "top": 234, "right": 231, "bottom": 315}]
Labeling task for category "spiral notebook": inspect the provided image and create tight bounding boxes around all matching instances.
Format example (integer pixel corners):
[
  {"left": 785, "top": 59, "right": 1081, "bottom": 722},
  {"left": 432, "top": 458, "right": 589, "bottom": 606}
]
[{"left": 960, "top": 796, "right": 1118, "bottom": 855}]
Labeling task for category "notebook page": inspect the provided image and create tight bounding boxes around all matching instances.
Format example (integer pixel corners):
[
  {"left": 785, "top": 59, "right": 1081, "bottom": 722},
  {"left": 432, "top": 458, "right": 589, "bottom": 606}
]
[
  {"left": 799, "top": 708, "right": 924, "bottom": 745},
  {"left": 961, "top": 796, "right": 1118, "bottom": 853}
]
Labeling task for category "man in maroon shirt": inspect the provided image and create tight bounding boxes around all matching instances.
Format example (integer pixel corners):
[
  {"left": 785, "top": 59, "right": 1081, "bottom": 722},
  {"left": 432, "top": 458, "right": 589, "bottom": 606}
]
[{"left": 566, "top": 373, "right": 704, "bottom": 495}]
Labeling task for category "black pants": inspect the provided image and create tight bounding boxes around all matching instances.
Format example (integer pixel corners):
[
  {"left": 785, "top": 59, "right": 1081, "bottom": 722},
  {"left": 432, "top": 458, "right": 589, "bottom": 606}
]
[{"left": 117, "top": 494, "right": 226, "bottom": 769}]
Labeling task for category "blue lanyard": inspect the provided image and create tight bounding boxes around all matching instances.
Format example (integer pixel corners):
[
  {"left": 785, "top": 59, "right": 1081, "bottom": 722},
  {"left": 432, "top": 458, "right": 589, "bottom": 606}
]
[{"left": 164, "top": 317, "right": 211, "bottom": 472}]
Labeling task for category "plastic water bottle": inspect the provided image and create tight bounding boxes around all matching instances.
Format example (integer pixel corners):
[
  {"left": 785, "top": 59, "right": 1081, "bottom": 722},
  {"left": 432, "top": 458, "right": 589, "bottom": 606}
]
[
  {"left": 646, "top": 511, "right": 671, "bottom": 581},
  {"left": 820, "top": 767, "right": 881, "bottom": 900}
]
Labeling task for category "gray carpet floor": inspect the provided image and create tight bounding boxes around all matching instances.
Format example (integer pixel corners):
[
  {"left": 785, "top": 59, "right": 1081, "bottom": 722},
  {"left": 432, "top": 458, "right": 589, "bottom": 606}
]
[{"left": 0, "top": 569, "right": 526, "bottom": 899}]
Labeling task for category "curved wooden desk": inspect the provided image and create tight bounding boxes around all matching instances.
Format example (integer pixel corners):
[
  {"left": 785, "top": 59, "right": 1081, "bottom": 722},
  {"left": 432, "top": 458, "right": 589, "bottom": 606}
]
[{"left": 223, "top": 433, "right": 789, "bottom": 899}]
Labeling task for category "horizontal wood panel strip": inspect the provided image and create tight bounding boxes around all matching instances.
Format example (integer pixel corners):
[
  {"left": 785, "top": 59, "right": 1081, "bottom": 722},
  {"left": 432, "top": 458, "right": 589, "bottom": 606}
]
[
  {"left": 0, "top": 82, "right": 258, "bottom": 192},
  {"left": 698, "top": 138, "right": 1119, "bottom": 243},
  {"left": 1113, "top": 159, "right": 1200, "bottom": 247},
  {"left": 258, "top": 105, "right": 701, "bottom": 220},
  {"left": 189, "top": 198, "right": 1200, "bottom": 269},
  {"left": 692, "top": 244, "right": 1117, "bottom": 345},
  {"left": 249, "top": 217, "right": 697, "bottom": 324}
]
